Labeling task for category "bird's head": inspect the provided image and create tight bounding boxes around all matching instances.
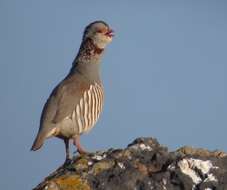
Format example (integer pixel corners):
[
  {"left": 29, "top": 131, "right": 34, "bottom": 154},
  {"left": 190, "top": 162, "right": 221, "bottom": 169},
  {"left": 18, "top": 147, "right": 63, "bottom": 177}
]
[{"left": 83, "top": 21, "right": 114, "bottom": 49}]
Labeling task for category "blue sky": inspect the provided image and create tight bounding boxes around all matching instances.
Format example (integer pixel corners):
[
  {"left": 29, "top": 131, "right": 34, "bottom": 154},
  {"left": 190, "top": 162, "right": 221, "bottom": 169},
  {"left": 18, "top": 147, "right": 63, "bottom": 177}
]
[{"left": 1, "top": 1, "right": 227, "bottom": 189}]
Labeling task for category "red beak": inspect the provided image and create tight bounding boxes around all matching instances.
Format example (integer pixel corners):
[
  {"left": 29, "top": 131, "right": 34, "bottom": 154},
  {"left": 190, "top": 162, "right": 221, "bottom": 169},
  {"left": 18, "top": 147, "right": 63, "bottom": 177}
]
[{"left": 106, "top": 29, "right": 115, "bottom": 37}]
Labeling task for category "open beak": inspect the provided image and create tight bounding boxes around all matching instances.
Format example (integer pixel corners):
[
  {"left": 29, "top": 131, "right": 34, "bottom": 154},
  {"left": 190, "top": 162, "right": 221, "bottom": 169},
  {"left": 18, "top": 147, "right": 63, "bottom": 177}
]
[{"left": 106, "top": 29, "right": 115, "bottom": 37}]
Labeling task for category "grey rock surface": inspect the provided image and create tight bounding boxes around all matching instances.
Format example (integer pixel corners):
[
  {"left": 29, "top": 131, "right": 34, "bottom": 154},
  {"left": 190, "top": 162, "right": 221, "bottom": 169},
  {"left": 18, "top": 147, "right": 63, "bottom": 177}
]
[{"left": 33, "top": 137, "right": 227, "bottom": 190}]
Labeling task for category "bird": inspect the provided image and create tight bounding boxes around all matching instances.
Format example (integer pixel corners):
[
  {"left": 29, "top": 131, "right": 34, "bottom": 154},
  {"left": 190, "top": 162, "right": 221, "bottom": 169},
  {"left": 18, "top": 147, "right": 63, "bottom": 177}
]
[{"left": 31, "top": 21, "right": 114, "bottom": 162}]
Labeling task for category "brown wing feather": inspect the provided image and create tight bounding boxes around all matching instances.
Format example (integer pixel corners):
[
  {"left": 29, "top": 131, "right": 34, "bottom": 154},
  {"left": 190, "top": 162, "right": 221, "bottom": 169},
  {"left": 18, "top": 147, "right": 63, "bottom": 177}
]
[{"left": 52, "top": 73, "right": 90, "bottom": 123}]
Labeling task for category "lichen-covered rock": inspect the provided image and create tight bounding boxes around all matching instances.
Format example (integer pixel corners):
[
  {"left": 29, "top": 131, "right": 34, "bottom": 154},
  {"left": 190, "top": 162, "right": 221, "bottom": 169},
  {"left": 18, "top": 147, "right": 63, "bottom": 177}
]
[
  {"left": 33, "top": 137, "right": 227, "bottom": 190},
  {"left": 41, "top": 175, "right": 90, "bottom": 190},
  {"left": 177, "top": 146, "right": 227, "bottom": 158}
]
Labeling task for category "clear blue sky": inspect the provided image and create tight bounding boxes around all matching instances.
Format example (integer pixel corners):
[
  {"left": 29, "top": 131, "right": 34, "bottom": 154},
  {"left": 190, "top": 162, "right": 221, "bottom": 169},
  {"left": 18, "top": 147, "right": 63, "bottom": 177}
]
[{"left": 1, "top": 1, "right": 227, "bottom": 189}]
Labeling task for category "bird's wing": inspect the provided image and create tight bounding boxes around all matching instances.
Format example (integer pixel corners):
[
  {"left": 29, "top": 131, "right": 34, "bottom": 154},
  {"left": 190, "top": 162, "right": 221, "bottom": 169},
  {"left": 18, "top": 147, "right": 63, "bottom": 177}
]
[
  {"left": 51, "top": 74, "right": 90, "bottom": 123},
  {"left": 31, "top": 74, "right": 87, "bottom": 150}
]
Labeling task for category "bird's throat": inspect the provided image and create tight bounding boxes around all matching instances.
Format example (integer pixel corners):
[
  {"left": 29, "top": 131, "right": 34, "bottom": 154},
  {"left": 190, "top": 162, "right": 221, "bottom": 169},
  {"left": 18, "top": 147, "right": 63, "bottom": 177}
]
[
  {"left": 76, "top": 38, "right": 104, "bottom": 62},
  {"left": 71, "top": 38, "right": 103, "bottom": 78}
]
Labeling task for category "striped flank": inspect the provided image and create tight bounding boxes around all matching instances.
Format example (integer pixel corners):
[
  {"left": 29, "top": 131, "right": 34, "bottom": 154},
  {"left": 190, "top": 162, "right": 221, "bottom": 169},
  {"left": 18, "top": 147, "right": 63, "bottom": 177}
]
[{"left": 73, "top": 83, "right": 104, "bottom": 134}]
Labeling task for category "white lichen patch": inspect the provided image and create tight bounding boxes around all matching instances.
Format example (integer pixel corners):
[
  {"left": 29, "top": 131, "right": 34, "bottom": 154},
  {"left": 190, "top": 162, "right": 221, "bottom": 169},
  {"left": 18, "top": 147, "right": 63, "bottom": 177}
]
[
  {"left": 44, "top": 181, "right": 59, "bottom": 190},
  {"left": 117, "top": 162, "right": 125, "bottom": 169},
  {"left": 103, "top": 154, "right": 107, "bottom": 158},
  {"left": 204, "top": 173, "right": 218, "bottom": 182},
  {"left": 88, "top": 161, "right": 93, "bottom": 166},
  {"left": 162, "top": 178, "right": 167, "bottom": 185},
  {"left": 92, "top": 154, "right": 106, "bottom": 161},
  {"left": 178, "top": 159, "right": 201, "bottom": 184},
  {"left": 129, "top": 143, "right": 153, "bottom": 151},
  {"left": 177, "top": 158, "right": 218, "bottom": 185},
  {"left": 162, "top": 178, "right": 167, "bottom": 190},
  {"left": 140, "top": 143, "right": 153, "bottom": 151},
  {"left": 167, "top": 164, "right": 176, "bottom": 170}
]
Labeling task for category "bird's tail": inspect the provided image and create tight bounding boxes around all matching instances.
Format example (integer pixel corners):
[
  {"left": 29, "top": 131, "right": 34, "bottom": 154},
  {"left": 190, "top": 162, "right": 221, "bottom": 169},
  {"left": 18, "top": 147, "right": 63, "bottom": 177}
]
[
  {"left": 30, "top": 132, "right": 46, "bottom": 151},
  {"left": 30, "top": 126, "right": 57, "bottom": 151}
]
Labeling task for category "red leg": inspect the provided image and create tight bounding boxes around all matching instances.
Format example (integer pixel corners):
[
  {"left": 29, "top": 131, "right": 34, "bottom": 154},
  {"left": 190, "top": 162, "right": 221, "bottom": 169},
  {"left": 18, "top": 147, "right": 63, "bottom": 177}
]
[{"left": 73, "top": 136, "right": 87, "bottom": 154}]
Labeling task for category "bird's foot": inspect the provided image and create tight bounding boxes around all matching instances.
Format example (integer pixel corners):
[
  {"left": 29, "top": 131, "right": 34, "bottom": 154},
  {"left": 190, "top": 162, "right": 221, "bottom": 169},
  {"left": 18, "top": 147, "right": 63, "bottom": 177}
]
[
  {"left": 73, "top": 149, "right": 89, "bottom": 156},
  {"left": 63, "top": 158, "right": 72, "bottom": 166},
  {"left": 77, "top": 147, "right": 88, "bottom": 155}
]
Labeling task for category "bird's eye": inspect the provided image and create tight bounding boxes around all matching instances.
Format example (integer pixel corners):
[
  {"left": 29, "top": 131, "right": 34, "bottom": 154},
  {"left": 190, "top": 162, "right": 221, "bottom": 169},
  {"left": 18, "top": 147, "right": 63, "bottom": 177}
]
[{"left": 96, "top": 29, "right": 104, "bottom": 33}]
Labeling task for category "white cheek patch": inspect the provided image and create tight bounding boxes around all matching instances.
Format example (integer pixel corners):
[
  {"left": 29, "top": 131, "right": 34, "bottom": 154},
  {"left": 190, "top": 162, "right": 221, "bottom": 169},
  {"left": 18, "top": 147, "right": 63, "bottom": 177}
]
[{"left": 92, "top": 33, "right": 112, "bottom": 49}]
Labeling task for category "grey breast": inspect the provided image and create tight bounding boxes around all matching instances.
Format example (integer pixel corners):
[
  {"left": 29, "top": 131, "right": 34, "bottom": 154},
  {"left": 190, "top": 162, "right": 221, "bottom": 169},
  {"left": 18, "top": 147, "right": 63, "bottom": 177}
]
[{"left": 61, "top": 82, "right": 104, "bottom": 136}]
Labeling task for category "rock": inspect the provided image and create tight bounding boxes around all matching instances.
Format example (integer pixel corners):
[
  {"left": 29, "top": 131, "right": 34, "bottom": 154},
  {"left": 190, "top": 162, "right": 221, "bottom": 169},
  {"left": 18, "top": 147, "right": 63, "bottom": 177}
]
[
  {"left": 177, "top": 146, "right": 227, "bottom": 158},
  {"left": 33, "top": 137, "right": 227, "bottom": 190}
]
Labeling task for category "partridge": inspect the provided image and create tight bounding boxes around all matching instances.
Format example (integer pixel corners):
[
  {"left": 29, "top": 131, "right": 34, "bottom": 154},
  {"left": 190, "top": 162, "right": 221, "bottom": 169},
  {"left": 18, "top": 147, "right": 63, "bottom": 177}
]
[{"left": 31, "top": 21, "right": 114, "bottom": 161}]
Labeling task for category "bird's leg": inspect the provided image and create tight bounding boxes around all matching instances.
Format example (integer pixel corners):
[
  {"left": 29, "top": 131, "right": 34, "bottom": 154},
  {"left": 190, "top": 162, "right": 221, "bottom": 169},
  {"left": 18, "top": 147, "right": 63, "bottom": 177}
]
[
  {"left": 73, "top": 136, "right": 87, "bottom": 154},
  {"left": 64, "top": 139, "right": 71, "bottom": 164}
]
